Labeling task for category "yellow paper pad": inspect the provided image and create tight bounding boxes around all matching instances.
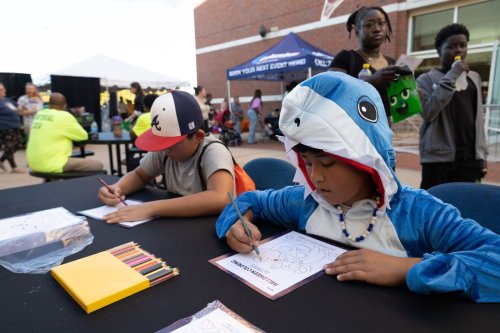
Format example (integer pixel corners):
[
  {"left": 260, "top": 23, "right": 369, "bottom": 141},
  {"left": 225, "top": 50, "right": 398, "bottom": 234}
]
[{"left": 51, "top": 251, "right": 149, "bottom": 313}]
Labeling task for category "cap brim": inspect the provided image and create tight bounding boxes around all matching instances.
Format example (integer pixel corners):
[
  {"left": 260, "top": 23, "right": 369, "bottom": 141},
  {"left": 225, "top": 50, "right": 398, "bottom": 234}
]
[{"left": 135, "top": 128, "right": 187, "bottom": 152}]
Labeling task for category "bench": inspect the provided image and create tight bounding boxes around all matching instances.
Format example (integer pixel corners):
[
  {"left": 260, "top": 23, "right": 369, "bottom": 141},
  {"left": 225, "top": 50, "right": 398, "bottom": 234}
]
[{"left": 29, "top": 169, "right": 106, "bottom": 183}]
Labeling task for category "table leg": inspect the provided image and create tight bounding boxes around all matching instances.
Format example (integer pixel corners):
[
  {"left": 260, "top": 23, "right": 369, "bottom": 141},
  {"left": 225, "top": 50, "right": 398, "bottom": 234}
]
[
  {"left": 116, "top": 143, "right": 123, "bottom": 176},
  {"left": 107, "top": 144, "right": 115, "bottom": 175}
]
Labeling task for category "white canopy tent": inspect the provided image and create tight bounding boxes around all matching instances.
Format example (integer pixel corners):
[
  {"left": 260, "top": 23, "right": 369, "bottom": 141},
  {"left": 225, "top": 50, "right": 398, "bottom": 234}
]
[{"left": 40, "top": 54, "right": 189, "bottom": 89}]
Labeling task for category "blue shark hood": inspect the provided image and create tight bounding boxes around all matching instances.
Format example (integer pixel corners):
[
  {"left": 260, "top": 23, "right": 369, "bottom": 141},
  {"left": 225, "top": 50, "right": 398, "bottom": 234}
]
[{"left": 279, "top": 71, "right": 399, "bottom": 209}]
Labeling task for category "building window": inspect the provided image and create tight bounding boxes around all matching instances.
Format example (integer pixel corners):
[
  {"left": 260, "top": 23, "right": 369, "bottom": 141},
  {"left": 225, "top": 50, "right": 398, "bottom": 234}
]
[
  {"left": 459, "top": 0, "right": 500, "bottom": 45},
  {"left": 411, "top": 9, "right": 453, "bottom": 52}
]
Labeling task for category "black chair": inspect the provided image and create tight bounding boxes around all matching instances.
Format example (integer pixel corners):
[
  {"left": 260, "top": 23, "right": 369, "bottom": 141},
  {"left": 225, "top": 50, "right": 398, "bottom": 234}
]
[
  {"left": 427, "top": 182, "right": 500, "bottom": 234},
  {"left": 29, "top": 169, "right": 106, "bottom": 183},
  {"left": 243, "top": 158, "right": 296, "bottom": 190}
]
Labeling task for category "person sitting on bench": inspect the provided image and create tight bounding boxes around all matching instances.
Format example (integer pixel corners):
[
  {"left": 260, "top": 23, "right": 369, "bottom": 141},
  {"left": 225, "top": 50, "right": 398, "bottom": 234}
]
[{"left": 27, "top": 93, "right": 103, "bottom": 173}]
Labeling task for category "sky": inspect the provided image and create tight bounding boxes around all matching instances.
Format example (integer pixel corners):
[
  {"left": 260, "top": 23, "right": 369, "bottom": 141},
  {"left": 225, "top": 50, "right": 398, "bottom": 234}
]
[{"left": 1, "top": 0, "right": 197, "bottom": 86}]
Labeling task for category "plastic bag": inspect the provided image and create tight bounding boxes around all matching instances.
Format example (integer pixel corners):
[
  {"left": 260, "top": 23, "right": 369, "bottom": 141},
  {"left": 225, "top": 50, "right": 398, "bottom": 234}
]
[
  {"left": 156, "top": 300, "right": 265, "bottom": 332},
  {"left": 0, "top": 212, "right": 94, "bottom": 274},
  {"left": 387, "top": 65, "right": 423, "bottom": 123}
]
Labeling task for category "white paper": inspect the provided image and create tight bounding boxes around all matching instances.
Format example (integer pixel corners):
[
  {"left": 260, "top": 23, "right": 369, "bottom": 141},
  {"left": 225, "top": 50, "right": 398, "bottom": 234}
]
[
  {"left": 0, "top": 207, "right": 83, "bottom": 242},
  {"left": 78, "top": 200, "right": 152, "bottom": 228},
  {"left": 172, "top": 308, "right": 255, "bottom": 333},
  {"left": 214, "top": 231, "right": 346, "bottom": 298}
]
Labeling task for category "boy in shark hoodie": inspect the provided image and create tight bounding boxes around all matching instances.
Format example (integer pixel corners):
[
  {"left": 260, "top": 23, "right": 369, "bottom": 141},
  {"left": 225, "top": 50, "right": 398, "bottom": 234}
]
[{"left": 215, "top": 72, "right": 499, "bottom": 302}]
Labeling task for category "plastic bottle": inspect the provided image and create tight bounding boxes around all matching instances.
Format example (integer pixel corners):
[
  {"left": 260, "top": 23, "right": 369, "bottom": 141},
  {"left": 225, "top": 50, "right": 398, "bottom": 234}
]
[
  {"left": 90, "top": 121, "right": 98, "bottom": 134},
  {"left": 454, "top": 56, "right": 468, "bottom": 91},
  {"left": 101, "top": 104, "right": 111, "bottom": 132},
  {"left": 90, "top": 121, "right": 99, "bottom": 140},
  {"left": 358, "top": 63, "right": 372, "bottom": 81}
]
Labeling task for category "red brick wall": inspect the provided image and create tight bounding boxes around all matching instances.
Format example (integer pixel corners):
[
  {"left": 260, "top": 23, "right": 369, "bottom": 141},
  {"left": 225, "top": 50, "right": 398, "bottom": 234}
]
[{"left": 195, "top": 0, "right": 409, "bottom": 113}]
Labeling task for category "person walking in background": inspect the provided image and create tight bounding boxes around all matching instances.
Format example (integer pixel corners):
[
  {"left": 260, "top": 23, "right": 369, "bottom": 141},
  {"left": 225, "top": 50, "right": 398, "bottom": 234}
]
[
  {"left": 247, "top": 89, "right": 262, "bottom": 144},
  {"left": 17, "top": 83, "right": 43, "bottom": 135},
  {"left": 417, "top": 24, "right": 488, "bottom": 190},
  {"left": 230, "top": 96, "right": 244, "bottom": 134},
  {"left": 194, "top": 85, "right": 210, "bottom": 131},
  {"left": 27, "top": 93, "right": 103, "bottom": 173},
  {"left": 329, "top": 6, "right": 397, "bottom": 124},
  {"left": 0, "top": 83, "right": 24, "bottom": 173}
]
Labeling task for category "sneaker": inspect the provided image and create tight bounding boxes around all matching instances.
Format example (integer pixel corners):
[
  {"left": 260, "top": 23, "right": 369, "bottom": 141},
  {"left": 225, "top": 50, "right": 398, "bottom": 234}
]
[{"left": 0, "top": 162, "right": 7, "bottom": 172}]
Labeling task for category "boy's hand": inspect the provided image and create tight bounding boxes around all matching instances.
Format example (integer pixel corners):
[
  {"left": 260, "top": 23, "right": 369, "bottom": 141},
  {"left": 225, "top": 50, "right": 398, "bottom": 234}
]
[
  {"left": 103, "top": 203, "right": 154, "bottom": 223},
  {"left": 226, "top": 216, "right": 261, "bottom": 254},
  {"left": 452, "top": 60, "right": 469, "bottom": 74},
  {"left": 324, "top": 249, "right": 421, "bottom": 286},
  {"left": 98, "top": 184, "right": 125, "bottom": 206}
]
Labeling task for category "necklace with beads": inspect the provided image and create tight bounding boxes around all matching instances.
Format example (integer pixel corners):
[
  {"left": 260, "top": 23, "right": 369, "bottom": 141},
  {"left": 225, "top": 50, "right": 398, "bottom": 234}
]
[{"left": 336, "top": 196, "right": 380, "bottom": 242}]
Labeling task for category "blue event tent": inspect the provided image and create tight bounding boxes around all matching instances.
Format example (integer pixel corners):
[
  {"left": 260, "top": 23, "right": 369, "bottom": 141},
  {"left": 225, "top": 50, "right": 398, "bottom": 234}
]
[{"left": 226, "top": 32, "right": 334, "bottom": 82}]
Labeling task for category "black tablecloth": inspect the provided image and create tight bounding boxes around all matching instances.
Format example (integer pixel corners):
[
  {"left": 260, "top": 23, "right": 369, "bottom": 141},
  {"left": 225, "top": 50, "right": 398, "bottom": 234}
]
[{"left": 0, "top": 176, "right": 498, "bottom": 332}]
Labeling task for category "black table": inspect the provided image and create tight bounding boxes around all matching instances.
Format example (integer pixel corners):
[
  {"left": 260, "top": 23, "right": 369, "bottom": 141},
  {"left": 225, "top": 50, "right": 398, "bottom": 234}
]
[
  {"left": 0, "top": 176, "right": 498, "bottom": 333},
  {"left": 89, "top": 132, "right": 132, "bottom": 176}
]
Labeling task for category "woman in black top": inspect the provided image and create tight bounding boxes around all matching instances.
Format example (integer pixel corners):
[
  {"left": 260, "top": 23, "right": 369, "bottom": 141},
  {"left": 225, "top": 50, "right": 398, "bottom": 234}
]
[
  {"left": 329, "top": 6, "right": 397, "bottom": 123},
  {"left": 130, "top": 82, "right": 145, "bottom": 113}
]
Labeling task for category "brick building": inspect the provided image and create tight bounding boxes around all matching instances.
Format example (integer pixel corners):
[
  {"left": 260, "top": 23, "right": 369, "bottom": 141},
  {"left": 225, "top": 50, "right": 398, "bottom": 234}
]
[{"left": 195, "top": 0, "right": 500, "bottom": 121}]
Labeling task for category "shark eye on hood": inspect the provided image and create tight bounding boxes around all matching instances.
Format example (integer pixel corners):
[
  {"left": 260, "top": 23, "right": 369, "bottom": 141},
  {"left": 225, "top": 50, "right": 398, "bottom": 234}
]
[{"left": 357, "top": 96, "right": 378, "bottom": 123}]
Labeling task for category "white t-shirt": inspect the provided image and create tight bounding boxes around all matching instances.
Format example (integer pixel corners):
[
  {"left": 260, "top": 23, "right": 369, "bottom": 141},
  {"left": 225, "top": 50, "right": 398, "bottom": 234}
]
[{"left": 140, "top": 134, "right": 234, "bottom": 196}]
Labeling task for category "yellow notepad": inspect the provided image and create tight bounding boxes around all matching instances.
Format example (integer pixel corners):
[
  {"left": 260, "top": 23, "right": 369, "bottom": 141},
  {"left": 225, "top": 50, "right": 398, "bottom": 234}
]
[{"left": 51, "top": 243, "right": 178, "bottom": 313}]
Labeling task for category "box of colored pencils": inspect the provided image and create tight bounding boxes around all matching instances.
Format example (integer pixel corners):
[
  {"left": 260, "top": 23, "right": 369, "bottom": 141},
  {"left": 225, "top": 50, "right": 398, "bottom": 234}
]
[{"left": 51, "top": 242, "right": 179, "bottom": 313}]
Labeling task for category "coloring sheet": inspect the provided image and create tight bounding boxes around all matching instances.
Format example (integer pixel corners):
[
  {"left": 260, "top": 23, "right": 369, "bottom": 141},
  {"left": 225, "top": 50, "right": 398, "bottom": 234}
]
[
  {"left": 157, "top": 300, "right": 264, "bottom": 333},
  {"left": 78, "top": 200, "right": 152, "bottom": 228},
  {"left": 211, "top": 231, "right": 346, "bottom": 300},
  {"left": 0, "top": 207, "right": 82, "bottom": 242}
]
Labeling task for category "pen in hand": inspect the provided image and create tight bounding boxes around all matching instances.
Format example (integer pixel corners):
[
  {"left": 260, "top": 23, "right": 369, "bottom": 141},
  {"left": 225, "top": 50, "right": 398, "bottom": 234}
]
[
  {"left": 98, "top": 177, "right": 128, "bottom": 206},
  {"left": 228, "top": 192, "right": 260, "bottom": 256}
]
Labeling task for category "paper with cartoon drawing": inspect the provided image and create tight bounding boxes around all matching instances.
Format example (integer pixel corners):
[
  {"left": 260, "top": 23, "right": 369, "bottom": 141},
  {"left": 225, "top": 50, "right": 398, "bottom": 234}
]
[{"left": 211, "top": 231, "right": 346, "bottom": 299}]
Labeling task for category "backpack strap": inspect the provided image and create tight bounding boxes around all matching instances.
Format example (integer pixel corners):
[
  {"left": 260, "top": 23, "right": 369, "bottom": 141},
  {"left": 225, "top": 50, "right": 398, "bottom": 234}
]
[{"left": 198, "top": 140, "right": 236, "bottom": 191}]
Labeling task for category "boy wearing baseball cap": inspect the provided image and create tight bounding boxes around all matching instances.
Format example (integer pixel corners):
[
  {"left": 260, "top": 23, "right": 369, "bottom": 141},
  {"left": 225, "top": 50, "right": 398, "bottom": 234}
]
[{"left": 98, "top": 90, "right": 235, "bottom": 222}]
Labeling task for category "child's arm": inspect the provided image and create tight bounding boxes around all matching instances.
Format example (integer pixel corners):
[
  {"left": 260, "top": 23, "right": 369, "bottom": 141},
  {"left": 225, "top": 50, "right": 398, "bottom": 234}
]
[
  {"left": 387, "top": 189, "right": 500, "bottom": 302},
  {"left": 405, "top": 200, "right": 500, "bottom": 302},
  {"left": 417, "top": 63, "right": 465, "bottom": 123},
  {"left": 215, "top": 186, "right": 308, "bottom": 239},
  {"left": 98, "top": 167, "right": 152, "bottom": 205},
  {"left": 102, "top": 169, "right": 234, "bottom": 222}
]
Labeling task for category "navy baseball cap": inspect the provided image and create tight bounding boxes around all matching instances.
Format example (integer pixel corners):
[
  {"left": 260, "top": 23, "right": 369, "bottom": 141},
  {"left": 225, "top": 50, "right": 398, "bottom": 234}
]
[{"left": 135, "top": 90, "right": 203, "bottom": 151}]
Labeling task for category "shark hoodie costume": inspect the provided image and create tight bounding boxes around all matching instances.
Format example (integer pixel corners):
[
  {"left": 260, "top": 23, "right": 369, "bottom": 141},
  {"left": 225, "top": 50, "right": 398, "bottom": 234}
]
[{"left": 216, "top": 72, "right": 500, "bottom": 302}]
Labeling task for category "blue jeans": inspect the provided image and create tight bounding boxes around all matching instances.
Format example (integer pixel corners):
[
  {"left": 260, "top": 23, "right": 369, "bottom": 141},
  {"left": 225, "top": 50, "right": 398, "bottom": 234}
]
[{"left": 247, "top": 109, "right": 258, "bottom": 144}]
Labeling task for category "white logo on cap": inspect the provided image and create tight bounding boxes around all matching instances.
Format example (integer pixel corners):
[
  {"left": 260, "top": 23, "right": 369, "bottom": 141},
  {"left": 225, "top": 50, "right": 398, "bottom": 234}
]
[{"left": 188, "top": 121, "right": 195, "bottom": 130}]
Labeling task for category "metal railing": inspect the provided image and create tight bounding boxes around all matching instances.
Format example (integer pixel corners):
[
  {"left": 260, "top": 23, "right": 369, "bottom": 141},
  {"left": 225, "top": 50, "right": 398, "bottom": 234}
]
[
  {"left": 392, "top": 104, "right": 500, "bottom": 161},
  {"left": 485, "top": 104, "right": 500, "bottom": 161}
]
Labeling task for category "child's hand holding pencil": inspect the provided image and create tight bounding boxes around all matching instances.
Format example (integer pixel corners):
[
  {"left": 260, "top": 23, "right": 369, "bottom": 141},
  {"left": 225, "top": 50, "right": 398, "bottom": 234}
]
[
  {"left": 226, "top": 193, "right": 262, "bottom": 255},
  {"left": 97, "top": 178, "right": 127, "bottom": 207}
]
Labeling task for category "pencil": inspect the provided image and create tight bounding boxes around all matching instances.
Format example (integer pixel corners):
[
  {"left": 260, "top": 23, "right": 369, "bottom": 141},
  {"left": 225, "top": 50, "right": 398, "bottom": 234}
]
[
  {"left": 228, "top": 192, "right": 261, "bottom": 256},
  {"left": 98, "top": 177, "right": 128, "bottom": 206}
]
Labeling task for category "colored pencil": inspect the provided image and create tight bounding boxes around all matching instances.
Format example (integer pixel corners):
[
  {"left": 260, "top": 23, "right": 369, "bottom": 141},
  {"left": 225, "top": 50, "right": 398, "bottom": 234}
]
[
  {"left": 228, "top": 192, "right": 261, "bottom": 256},
  {"left": 98, "top": 177, "right": 128, "bottom": 206},
  {"left": 107, "top": 242, "right": 179, "bottom": 286}
]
